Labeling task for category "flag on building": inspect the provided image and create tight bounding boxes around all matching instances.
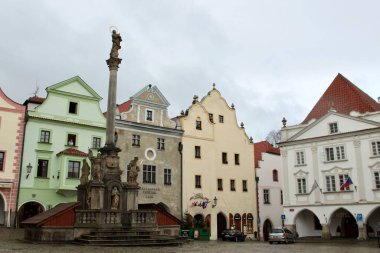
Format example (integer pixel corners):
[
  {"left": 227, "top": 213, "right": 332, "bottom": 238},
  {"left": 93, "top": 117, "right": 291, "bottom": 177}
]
[
  {"left": 309, "top": 180, "right": 321, "bottom": 194},
  {"left": 340, "top": 176, "right": 353, "bottom": 190}
]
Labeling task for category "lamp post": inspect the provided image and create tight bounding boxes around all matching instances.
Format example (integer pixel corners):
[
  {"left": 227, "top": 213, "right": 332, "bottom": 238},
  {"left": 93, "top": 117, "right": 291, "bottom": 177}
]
[{"left": 212, "top": 196, "right": 218, "bottom": 208}]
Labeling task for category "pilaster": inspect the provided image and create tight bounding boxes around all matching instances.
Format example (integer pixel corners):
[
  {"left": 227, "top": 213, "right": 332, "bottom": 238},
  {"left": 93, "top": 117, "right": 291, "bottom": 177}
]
[{"left": 354, "top": 140, "right": 366, "bottom": 201}]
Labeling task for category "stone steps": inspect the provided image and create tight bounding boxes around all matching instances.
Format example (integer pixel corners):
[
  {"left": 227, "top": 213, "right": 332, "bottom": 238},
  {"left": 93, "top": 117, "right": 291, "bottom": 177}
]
[{"left": 74, "top": 228, "right": 184, "bottom": 247}]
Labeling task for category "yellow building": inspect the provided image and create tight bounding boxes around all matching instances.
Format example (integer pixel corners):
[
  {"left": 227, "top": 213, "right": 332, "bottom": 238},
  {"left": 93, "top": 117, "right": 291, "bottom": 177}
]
[{"left": 178, "top": 85, "right": 257, "bottom": 240}]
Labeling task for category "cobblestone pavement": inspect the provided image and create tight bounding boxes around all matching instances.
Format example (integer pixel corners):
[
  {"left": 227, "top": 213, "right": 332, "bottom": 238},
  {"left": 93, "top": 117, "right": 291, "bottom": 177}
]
[{"left": 0, "top": 230, "right": 379, "bottom": 253}]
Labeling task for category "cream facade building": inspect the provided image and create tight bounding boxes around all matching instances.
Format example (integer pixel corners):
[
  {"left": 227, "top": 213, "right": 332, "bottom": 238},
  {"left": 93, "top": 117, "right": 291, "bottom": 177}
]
[
  {"left": 280, "top": 74, "right": 380, "bottom": 240},
  {"left": 179, "top": 85, "right": 257, "bottom": 240}
]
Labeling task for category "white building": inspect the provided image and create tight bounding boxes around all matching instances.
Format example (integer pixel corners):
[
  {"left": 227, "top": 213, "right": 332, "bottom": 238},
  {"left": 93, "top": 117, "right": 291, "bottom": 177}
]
[
  {"left": 254, "top": 141, "right": 282, "bottom": 241},
  {"left": 178, "top": 85, "right": 257, "bottom": 240},
  {"left": 279, "top": 74, "right": 380, "bottom": 240}
]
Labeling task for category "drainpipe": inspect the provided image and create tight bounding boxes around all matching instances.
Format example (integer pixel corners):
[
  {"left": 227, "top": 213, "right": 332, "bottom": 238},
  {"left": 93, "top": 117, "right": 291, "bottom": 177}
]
[
  {"left": 178, "top": 142, "right": 183, "bottom": 222},
  {"left": 15, "top": 109, "right": 28, "bottom": 228},
  {"left": 256, "top": 175, "right": 260, "bottom": 240}
]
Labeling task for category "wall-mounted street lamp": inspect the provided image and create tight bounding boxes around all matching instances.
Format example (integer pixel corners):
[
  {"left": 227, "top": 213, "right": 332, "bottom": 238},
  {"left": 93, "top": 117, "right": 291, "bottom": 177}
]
[
  {"left": 26, "top": 163, "right": 32, "bottom": 179},
  {"left": 212, "top": 196, "right": 218, "bottom": 208},
  {"left": 57, "top": 170, "right": 60, "bottom": 179}
]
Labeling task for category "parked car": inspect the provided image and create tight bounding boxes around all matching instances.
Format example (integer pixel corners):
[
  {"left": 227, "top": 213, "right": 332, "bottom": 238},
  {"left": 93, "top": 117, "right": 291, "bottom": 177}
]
[
  {"left": 268, "top": 227, "right": 296, "bottom": 244},
  {"left": 221, "top": 229, "right": 246, "bottom": 242}
]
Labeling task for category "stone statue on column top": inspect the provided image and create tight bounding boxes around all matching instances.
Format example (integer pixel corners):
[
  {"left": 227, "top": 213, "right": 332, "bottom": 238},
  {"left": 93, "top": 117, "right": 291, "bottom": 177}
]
[{"left": 110, "top": 30, "right": 122, "bottom": 58}]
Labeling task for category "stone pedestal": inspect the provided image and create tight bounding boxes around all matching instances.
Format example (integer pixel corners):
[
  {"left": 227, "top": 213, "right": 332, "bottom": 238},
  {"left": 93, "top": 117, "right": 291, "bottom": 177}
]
[
  {"left": 77, "top": 185, "right": 88, "bottom": 209},
  {"left": 90, "top": 183, "right": 105, "bottom": 210},
  {"left": 321, "top": 224, "right": 331, "bottom": 240},
  {"left": 126, "top": 185, "right": 140, "bottom": 211}
]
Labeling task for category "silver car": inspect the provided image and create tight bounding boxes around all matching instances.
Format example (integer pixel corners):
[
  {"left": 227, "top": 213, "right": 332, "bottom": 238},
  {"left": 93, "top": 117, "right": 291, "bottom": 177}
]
[{"left": 268, "top": 227, "right": 296, "bottom": 244}]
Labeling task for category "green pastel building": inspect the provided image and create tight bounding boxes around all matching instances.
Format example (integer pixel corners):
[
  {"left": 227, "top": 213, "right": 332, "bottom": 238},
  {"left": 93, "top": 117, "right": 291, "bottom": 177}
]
[{"left": 18, "top": 76, "right": 106, "bottom": 225}]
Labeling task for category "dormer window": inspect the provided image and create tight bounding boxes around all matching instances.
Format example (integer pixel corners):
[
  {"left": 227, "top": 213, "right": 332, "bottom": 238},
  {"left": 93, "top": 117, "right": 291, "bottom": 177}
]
[
  {"left": 69, "top": 102, "right": 78, "bottom": 114},
  {"left": 329, "top": 122, "right": 338, "bottom": 134}
]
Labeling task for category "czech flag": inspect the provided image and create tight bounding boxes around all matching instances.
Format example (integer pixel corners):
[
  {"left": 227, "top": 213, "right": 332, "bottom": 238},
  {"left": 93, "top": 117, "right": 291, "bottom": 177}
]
[{"left": 340, "top": 176, "right": 353, "bottom": 190}]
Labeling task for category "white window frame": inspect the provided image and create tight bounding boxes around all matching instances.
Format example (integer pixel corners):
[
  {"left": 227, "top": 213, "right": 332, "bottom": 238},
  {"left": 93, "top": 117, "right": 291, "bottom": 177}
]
[
  {"left": 295, "top": 151, "right": 305, "bottom": 165},
  {"left": 371, "top": 140, "right": 380, "bottom": 157},
  {"left": 297, "top": 178, "right": 307, "bottom": 194},
  {"left": 374, "top": 171, "right": 380, "bottom": 189},
  {"left": 164, "top": 168, "right": 171, "bottom": 185},
  {"left": 263, "top": 189, "right": 270, "bottom": 204},
  {"left": 329, "top": 122, "right": 338, "bottom": 134},
  {"left": 325, "top": 145, "right": 346, "bottom": 162},
  {"left": 325, "top": 175, "right": 336, "bottom": 192}
]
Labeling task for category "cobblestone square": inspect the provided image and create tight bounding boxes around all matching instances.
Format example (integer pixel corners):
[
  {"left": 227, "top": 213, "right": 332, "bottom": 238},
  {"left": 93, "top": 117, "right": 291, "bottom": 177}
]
[{"left": 0, "top": 230, "right": 379, "bottom": 253}]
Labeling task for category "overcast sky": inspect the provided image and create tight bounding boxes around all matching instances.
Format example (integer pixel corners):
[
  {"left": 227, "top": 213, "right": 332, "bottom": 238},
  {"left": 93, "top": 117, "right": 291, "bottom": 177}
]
[{"left": 1, "top": 0, "right": 379, "bottom": 141}]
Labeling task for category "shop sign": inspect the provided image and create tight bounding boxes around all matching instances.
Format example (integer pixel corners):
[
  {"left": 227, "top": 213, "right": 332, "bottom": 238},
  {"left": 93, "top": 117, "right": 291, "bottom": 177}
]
[
  {"left": 189, "top": 193, "right": 210, "bottom": 209},
  {"left": 234, "top": 214, "right": 241, "bottom": 220},
  {"left": 247, "top": 213, "right": 254, "bottom": 220}
]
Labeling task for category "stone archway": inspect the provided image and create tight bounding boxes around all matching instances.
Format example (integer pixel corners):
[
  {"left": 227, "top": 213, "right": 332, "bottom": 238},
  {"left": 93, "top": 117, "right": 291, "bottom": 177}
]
[
  {"left": 193, "top": 213, "right": 204, "bottom": 229},
  {"left": 294, "top": 209, "right": 322, "bottom": 237},
  {"left": 263, "top": 219, "right": 273, "bottom": 241},
  {"left": 217, "top": 212, "right": 227, "bottom": 238},
  {"left": 0, "top": 194, "right": 5, "bottom": 226},
  {"left": 329, "top": 208, "right": 358, "bottom": 238},
  {"left": 18, "top": 201, "right": 44, "bottom": 227},
  {"left": 366, "top": 206, "right": 380, "bottom": 238}
]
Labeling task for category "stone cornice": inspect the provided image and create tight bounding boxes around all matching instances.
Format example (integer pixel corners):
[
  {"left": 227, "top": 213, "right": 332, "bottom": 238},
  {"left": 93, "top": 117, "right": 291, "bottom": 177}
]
[
  {"left": 115, "top": 119, "right": 183, "bottom": 137},
  {"left": 28, "top": 113, "right": 106, "bottom": 129},
  {"left": 279, "top": 127, "right": 380, "bottom": 147}
]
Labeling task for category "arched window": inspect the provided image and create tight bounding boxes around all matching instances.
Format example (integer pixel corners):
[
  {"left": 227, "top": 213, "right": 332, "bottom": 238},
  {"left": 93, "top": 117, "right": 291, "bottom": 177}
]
[{"left": 273, "top": 169, "right": 278, "bottom": 182}]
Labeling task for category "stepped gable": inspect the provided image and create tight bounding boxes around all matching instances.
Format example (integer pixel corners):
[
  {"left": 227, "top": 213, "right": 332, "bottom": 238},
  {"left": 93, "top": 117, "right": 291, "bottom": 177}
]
[
  {"left": 302, "top": 73, "right": 380, "bottom": 124},
  {"left": 254, "top": 141, "right": 280, "bottom": 169}
]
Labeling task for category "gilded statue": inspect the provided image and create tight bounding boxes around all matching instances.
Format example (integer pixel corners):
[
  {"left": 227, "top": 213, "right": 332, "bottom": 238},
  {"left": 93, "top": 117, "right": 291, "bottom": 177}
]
[{"left": 111, "top": 186, "right": 120, "bottom": 210}]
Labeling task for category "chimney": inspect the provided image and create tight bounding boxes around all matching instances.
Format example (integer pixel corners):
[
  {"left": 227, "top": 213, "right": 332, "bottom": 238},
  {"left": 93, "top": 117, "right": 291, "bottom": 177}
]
[{"left": 378, "top": 97, "right": 380, "bottom": 103}]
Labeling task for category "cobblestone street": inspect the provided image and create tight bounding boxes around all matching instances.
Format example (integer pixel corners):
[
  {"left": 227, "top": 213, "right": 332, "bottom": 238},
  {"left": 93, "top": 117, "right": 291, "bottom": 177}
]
[{"left": 0, "top": 230, "right": 379, "bottom": 253}]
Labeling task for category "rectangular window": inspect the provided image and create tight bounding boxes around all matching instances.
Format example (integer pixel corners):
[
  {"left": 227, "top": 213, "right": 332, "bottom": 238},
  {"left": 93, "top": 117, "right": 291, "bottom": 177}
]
[
  {"left": 297, "top": 178, "right": 307, "bottom": 194},
  {"left": 0, "top": 152, "right": 4, "bottom": 171},
  {"left": 37, "top": 159, "right": 48, "bottom": 177},
  {"left": 219, "top": 115, "right": 224, "bottom": 123},
  {"left": 339, "top": 174, "right": 350, "bottom": 191},
  {"left": 143, "top": 165, "right": 156, "bottom": 184},
  {"left": 40, "top": 130, "right": 50, "bottom": 143},
  {"left": 164, "top": 168, "right": 171, "bottom": 185},
  {"left": 374, "top": 172, "right": 380, "bottom": 189},
  {"left": 296, "top": 151, "right": 305, "bottom": 165},
  {"left": 209, "top": 113, "right": 214, "bottom": 123},
  {"left": 217, "top": 178, "right": 223, "bottom": 191},
  {"left": 222, "top": 152, "right": 228, "bottom": 164},
  {"left": 68, "top": 161, "right": 80, "bottom": 179},
  {"left": 329, "top": 122, "right": 338, "bottom": 133},
  {"left": 157, "top": 138, "right": 165, "bottom": 150},
  {"left": 242, "top": 180, "right": 248, "bottom": 192},
  {"left": 146, "top": 110, "right": 153, "bottom": 121},
  {"left": 195, "top": 146, "right": 201, "bottom": 158},
  {"left": 230, "top": 179, "right": 236, "bottom": 191},
  {"left": 325, "top": 146, "right": 346, "bottom": 161},
  {"left": 69, "top": 102, "right": 78, "bottom": 114},
  {"left": 235, "top": 154, "right": 240, "bottom": 165},
  {"left": 326, "top": 175, "right": 336, "bottom": 192},
  {"left": 92, "top": 137, "right": 101, "bottom": 148},
  {"left": 263, "top": 189, "right": 270, "bottom": 204},
  {"left": 195, "top": 175, "right": 201, "bottom": 188},
  {"left": 372, "top": 141, "right": 380, "bottom": 156},
  {"left": 196, "top": 120, "right": 202, "bottom": 130},
  {"left": 132, "top": 134, "right": 140, "bottom": 146},
  {"left": 67, "top": 134, "right": 77, "bottom": 146}
]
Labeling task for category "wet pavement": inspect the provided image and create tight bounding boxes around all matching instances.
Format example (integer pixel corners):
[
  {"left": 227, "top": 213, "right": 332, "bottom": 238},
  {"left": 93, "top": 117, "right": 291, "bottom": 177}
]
[{"left": 0, "top": 229, "right": 379, "bottom": 253}]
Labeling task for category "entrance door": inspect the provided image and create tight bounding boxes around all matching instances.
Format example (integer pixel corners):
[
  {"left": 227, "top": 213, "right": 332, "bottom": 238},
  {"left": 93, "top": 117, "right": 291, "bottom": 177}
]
[
  {"left": 18, "top": 202, "right": 44, "bottom": 227},
  {"left": 342, "top": 215, "right": 358, "bottom": 238},
  {"left": 263, "top": 219, "right": 273, "bottom": 241},
  {"left": 217, "top": 213, "right": 227, "bottom": 238},
  {"left": 0, "top": 194, "right": 4, "bottom": 226}
]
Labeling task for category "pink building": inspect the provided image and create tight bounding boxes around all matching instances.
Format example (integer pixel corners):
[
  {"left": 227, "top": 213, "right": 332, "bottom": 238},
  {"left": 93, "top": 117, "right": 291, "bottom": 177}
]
[{"left": 0, "top": 88, "right": 25, "bottom": 227}]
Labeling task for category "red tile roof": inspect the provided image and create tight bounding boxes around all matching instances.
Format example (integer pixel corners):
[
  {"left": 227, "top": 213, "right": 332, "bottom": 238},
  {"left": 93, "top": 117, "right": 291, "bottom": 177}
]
[
  {"left": 23, "top": 96, "right": 46, "bottom": 105},
  {"left": 56, "top": 148, "right": 88, "bottom": 157},
  {"left": 104, "top": 100, "right": 131, "bottom": 117},
  {"left": 254, "top": 141, "right": 280, "bottom": 168},
  {"left": 302, "top": 73, "right": 380, "bottom": 124}
]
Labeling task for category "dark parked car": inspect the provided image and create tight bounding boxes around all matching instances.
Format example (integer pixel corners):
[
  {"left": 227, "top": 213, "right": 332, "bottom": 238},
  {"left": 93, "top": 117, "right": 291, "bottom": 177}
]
[
  {"left": 221, "top": 229, "right": 246, "bottom": 242},
  {"left": 269, "top": 227, "right": 296, "bottom": 244}
]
